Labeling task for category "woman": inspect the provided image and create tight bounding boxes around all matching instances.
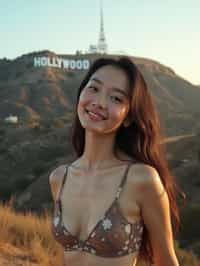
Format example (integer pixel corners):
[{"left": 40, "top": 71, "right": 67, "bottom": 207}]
[{"left": 49, "top": 57, "right": 183, "bottom": 266}]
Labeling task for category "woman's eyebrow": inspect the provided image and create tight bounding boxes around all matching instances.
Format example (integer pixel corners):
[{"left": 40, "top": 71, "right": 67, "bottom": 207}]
[{"left": 90, "top": 77, "right": 128, "bottom": 97}]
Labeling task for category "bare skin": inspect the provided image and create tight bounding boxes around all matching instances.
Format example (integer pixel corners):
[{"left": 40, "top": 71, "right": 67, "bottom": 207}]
[
  {"left": 50, "top": 156, "right": 179, "bottom": 266},
  {"left": 50, "top": 154, "right": 143, "bottom": 266},
  {"left": 49, "top": 65, "right": 179, "bottom": 266}
]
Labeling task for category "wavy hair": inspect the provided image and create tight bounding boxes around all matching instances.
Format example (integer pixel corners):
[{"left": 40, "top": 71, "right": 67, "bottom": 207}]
[{"left": 70, "top": 56, "right": 185, "bottom": 264}]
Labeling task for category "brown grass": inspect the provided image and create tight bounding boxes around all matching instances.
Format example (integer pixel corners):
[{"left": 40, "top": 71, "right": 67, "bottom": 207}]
[
  {"left": 0, "top": 196, "right": 200, "bottom": 266},
  {"left": 0, "top": 197, "right": 63, "bottom": 266}
]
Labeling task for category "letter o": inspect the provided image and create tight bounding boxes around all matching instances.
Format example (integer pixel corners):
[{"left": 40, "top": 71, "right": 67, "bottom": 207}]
[
  {"left": 70, "top": 60, "right": 76, "bottom": 69},
  {"left": 76, "top": 60, "right": 82, "bottom": 70},
  {"left": 41, "top": 57, "right": 48, "bottom": 66}
]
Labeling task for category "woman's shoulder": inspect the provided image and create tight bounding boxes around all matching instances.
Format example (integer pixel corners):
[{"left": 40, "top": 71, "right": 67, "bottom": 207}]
[
  {"left": 128, "top": 162, "right": 165, "bottom": 205},
  {"left": 117, "top": 151, "right": 158, "bottom": 179},
  {"left": 128, "top": 162, "right": 160, "bottom": 183},
  {"left": 49, "top": 164, "right": 68, "bottom": 184},
  {"left": 49, "top": 164, "right": 68, "bottom": 203}
]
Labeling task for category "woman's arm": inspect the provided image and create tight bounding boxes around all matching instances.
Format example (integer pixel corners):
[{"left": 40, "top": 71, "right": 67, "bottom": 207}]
[{"left": 134, "top": 165, "right": 179, "bottom": 266}]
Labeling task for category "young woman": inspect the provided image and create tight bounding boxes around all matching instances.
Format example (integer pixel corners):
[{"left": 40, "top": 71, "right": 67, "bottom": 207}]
[{"left": 49, "top": 57, "right": 183, "bottom": 266}]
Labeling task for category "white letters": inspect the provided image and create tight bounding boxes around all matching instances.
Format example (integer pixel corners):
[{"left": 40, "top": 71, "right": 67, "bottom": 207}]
[
  {"left": 76, "top": 60, "right": 82, "bottom": 69},
  {"left": 83, "top": 60, "right": 90, "bottom": 69},
  {"left": 70, "top": 60, "right": 76, "bottom": 69},
  {"left": 34, "top": 57, "right": 41, "bottom": 67},
  {"left": 40, "top": 57, "right": 48, "bottom": 67},
  {"left": 33, "top": 57, "right": 90, "bottom": 70},
  {"left": 57, "top": 58, "right": 62, "bottom": 68},
  {"left": 63, "top": 59, "right": 69, "bottom": 69}
]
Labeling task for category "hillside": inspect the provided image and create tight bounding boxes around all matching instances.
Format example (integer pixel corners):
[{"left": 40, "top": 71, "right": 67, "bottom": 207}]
[
  {"left": 0, "top": 50, "right": 200, "bottom": 260},
  {"left": 1, "top": 51, "right": 200, "bottom": 135}
]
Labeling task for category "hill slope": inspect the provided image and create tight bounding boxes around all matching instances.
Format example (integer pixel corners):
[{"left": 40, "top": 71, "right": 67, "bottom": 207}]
[{"left": 1, "top": 51, "right": 200, "bottom": 135}]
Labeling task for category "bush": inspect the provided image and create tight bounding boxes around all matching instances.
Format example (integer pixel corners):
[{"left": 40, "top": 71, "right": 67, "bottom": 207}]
[
  {"left": 32, "top": 162, "right": 47, "bottom": 176},
  {"left": 178, "top": 205, "right": 200, "bottom": 246},
  {"left": 14, "top": 177, "right": 30, "bottom": 191},
  {"left": 37, "top": 145, "right": 66, "bottom": 161},
  {"left": 0, "top": 128, "right": 6, "bottom": 136},
  {"left": 54, "top": 119, "right": 65, "bottom": 128}
]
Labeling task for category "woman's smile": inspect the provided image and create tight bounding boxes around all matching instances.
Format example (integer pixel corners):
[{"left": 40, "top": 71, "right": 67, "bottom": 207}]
[
  {"left": 85, "top": 109, "right": 107, "bottom": 121},
  {"left": 86, "top": 110, "right": 105, "bottom": 121},
  {"left": 77, "top": 65, "right": 130, "bottom": 134}
]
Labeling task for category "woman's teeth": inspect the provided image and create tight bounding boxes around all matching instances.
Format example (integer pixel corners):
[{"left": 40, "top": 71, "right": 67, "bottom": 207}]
[{"left": 86, "top": 109, "right": 106, "bottom": 120}]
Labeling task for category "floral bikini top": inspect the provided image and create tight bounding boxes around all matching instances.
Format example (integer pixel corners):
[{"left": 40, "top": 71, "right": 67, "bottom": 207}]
[{"left": 51, "top": 163, "right": 144, "bottom": 258}]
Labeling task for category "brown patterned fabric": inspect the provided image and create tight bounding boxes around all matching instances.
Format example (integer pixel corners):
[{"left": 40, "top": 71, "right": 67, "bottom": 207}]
[{"left": 51, "top": 164, "right": 144, "bottom": 258}]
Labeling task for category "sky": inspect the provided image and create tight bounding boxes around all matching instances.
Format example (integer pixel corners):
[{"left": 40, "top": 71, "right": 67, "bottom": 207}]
[{"left": 0, "top": 0, "right": 199, "bottom": 85}]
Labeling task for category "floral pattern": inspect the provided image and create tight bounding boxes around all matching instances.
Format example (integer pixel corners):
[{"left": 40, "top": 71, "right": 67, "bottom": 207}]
[
  {"left": 52, "top": 202, "right": 144, "bottom": 258},
  {"left": 51, "top": 163, "right": 144, "bottom": 258},
  {"left": 102, "top": 218, "right": 112, "bottom": 230},
  {"left": 125, "top": 224, "right": 131, "bottom": 234},
  {"left": 53, "top": 216, "right": 59, "bottom": 227}
]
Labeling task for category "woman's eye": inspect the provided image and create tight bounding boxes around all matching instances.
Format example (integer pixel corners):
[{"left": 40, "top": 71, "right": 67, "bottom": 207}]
[
  {"left": 88, "top": 86, "right": 98, "bottom": 92},
  {"left": 111, "top": 96, "right": 122, "bottom": 103}
]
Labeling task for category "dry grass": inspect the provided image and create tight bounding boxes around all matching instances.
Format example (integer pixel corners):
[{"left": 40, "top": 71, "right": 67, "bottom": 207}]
[
  {"left": 1, "top": 196, "right": 200, "bottom": 266},
  {"left": 0, "top": 196, "right": 63, "bottom": 266}
]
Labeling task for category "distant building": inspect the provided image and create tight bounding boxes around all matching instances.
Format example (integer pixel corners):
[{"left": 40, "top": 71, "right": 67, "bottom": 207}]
[
  {"left": 75, "top": 50, "right": 83, "bottom": 55},
  {"left": 88, "top": 3, "right": 108, "bottom": 54},
  {"left": 5, "top": 115, "right": 18, "bottom": 123},
  {"left": 88, "top": 45, "right": 98, "bottom": 54},
  {"left": 97, "top": 4, "right": 108, "bottom": 54}
]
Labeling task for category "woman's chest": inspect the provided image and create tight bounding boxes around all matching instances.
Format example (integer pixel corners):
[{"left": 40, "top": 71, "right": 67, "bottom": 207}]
[{"left": 60, "top": 168, "right": 142, "bottom": 240}]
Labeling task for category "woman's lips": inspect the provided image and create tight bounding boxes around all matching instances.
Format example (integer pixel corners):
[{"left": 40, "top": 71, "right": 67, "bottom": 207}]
[{"left": 85, "top": 109, "right": 106, "bottom": 121}]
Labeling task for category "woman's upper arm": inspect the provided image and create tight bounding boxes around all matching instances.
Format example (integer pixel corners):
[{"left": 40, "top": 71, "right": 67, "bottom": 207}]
[
  {"left": 49, "top": 165, "right": 67, "bottom": 203},
  {"left": 134, "top": 165, "right": 179, "bottom": 266}
]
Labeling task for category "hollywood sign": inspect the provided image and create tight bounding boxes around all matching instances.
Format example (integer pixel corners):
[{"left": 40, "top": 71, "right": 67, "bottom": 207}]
[{"left": 34, "top": 57, "right": 90, "bottom": 70}]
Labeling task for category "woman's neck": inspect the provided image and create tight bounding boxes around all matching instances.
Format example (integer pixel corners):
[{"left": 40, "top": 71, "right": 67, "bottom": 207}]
[{"left": 82, "top": 131, "right": 116, "bottom": 171}]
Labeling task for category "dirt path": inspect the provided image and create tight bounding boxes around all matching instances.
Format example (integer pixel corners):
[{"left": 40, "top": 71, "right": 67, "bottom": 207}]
[{"left": 164, "top": 133, "right": 195, "bottom": 143}]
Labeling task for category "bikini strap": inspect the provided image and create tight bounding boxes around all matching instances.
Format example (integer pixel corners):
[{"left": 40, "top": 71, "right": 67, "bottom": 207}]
[
  {"left": 116, "top": 162, "right": 133, "bottom": 199},
  {"left": 56, "top": 165, "right": 69, "bottom": 203}
]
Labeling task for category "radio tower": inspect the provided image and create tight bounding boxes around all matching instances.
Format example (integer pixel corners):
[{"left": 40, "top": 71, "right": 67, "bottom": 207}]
[{"left": 98, "top": 1, "right": 108, "bottom": 54}]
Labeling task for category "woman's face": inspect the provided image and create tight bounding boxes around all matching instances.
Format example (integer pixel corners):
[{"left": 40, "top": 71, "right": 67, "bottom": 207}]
[{"left": 77, "top": 65, "right": 131, "bottom": 135}]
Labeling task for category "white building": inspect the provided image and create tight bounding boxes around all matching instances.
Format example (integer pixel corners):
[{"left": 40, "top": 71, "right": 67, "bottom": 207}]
[
  {"left": 5, "top": 115, "right": 18, "bottom": 123},
  {"left": 88, "top": 3, "right": 108, "bottom": 54}
]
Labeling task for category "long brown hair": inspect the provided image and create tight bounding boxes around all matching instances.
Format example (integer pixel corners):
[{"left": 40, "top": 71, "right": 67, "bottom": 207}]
[{"left": 70, "top": 56, "right": 185, "bottom": 264}]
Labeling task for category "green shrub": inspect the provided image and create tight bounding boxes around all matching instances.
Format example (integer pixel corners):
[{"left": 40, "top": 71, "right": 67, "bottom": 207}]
[
  {"left": 0, "top": 128, "right": 5, "bottom": 136},
  {"left": 178, "top": 205, "right": 200, "bottom": 245},
  {"left": 54, "top": 119, "right": 65, "bottom": 128},
  {"left": 32, "top": 162, "right": 47, "bottom": 176},
  {"left": 14, "top": 177, "right": 30, "bottom": 191}
]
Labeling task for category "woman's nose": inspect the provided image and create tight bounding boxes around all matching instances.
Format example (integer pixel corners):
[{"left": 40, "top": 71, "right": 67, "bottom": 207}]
[{"left": 92, "top": 94, "right": 107, "bottom": 108}]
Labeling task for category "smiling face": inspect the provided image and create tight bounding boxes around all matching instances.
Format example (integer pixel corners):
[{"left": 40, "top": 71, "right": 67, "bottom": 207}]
[{"left": 77, "top": 65, "right": 131, "bottom": 135}]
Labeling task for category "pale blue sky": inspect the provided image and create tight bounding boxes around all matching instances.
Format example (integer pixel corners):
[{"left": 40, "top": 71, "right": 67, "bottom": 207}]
[{"left": 0, "top": 0, "right": 199, "bottom": 84}]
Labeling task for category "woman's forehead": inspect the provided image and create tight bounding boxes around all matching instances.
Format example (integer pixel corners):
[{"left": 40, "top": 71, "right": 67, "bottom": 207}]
[{"left": 89, "top": 65, "right": 130, "bottom": 93}]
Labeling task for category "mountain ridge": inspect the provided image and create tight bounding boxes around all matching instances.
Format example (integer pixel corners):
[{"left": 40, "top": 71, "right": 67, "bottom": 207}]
[
  {"left": 0, "top": 51, "right": 200, "bottom": 259},
  {"left": 0, "top": 50, "right": 199, "bottom": 136}
]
